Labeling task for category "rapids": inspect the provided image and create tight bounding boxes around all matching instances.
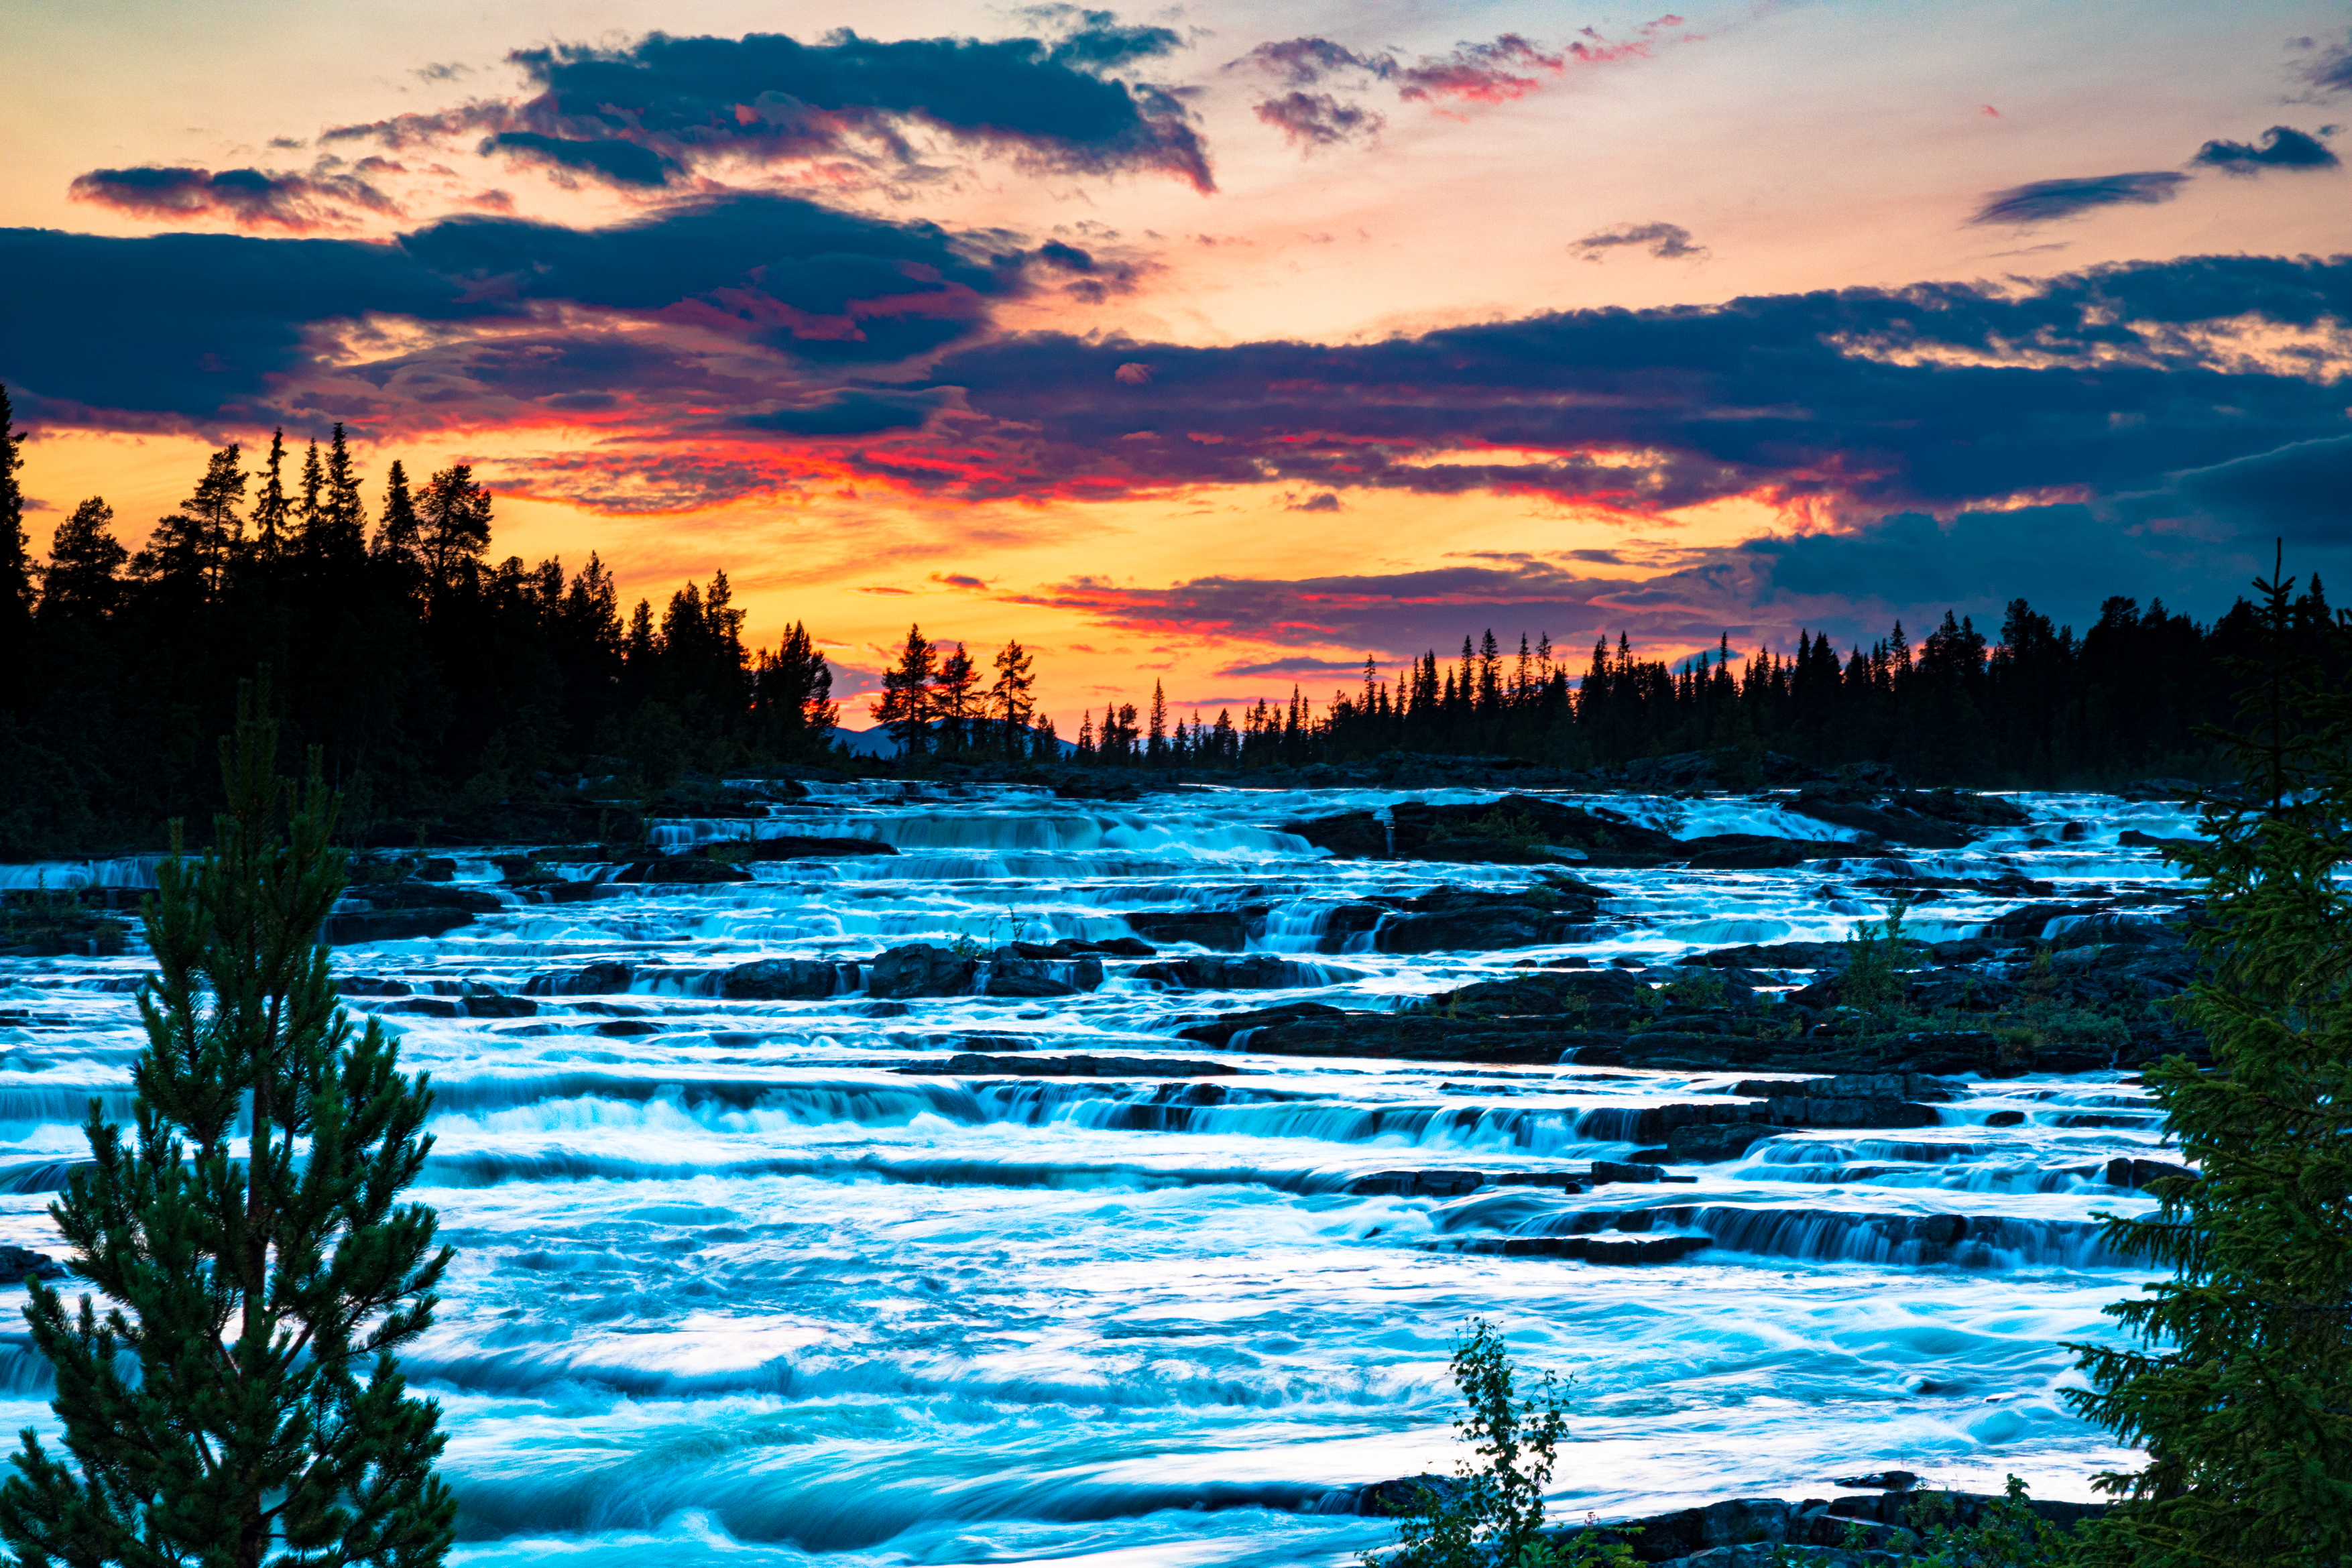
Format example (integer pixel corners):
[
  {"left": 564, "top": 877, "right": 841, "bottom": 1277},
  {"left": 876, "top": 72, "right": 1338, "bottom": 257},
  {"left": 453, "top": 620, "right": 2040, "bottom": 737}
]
[{"left": 0, "top": 783, "right": 2196, "bottom": 1566}]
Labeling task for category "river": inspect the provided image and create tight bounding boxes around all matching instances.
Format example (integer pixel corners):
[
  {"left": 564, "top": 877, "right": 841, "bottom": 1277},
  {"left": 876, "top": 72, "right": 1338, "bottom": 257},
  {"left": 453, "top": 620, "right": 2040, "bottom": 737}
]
[{"left": 0, "top": 781, "right": 2194, "bottom": 1565}]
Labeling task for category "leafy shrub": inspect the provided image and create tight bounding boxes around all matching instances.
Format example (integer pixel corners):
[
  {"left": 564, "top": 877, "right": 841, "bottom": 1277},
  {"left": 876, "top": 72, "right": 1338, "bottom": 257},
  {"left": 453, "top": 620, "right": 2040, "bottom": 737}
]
[{"left": 1368, "top": 1319, "right": 1633, "bottom": 1568}]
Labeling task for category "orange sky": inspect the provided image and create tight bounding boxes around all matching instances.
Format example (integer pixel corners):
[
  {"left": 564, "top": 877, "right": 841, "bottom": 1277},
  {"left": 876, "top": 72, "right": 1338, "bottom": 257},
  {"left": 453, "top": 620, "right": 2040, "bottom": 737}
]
[{"left": 6, "top": 1, "right": 2350, "bottom": 723}]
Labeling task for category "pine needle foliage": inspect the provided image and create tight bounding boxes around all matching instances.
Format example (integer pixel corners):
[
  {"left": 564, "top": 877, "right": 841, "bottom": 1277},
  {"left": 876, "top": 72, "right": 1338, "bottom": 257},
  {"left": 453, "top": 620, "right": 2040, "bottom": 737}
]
[
  {"left": 2065, "top": 551, "right": 2352, "bottom": 1568},
  {"left": 0, "top": 682, "right": 457, "bottom": 1568}
]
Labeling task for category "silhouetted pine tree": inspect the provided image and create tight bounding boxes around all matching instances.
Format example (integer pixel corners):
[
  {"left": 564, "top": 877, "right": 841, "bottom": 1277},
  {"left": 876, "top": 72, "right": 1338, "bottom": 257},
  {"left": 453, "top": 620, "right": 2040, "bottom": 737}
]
[
  {"left": 251, "top": 429, "right": 292, "bottom": 560},
  {"left": 373, "top": 460, "right": 422, "bottom": 591},
  {"left": 38, "top": 499, "right": 126, "bottom": 621},
  {"left": 314, "top": 423, "right": 369, "bottom": 566},
  {"left": 0, "top": 385, "right": 32, "bottom": 709},
  {"left": 416, "top": 465, "right": 491, "bottom": 600},
  {"left": 875, "top": 624, "right": 939, "bottom": 756},
  {"left": 990, "top": 638, "right": 1036, "bottom": 758}
]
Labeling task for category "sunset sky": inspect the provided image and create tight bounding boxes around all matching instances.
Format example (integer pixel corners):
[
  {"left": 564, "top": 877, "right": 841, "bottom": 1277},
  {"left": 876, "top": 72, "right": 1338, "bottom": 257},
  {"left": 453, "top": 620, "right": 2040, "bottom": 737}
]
[{"left": 4, "top": 1, "right": 2349, "bottom": 722}]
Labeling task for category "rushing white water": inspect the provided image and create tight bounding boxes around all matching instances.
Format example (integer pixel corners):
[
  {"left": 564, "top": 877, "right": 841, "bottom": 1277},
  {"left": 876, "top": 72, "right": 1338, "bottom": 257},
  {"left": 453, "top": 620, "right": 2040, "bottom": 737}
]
[{"left": 0, "top": 784, "right": 2197, "bottom": 1565}]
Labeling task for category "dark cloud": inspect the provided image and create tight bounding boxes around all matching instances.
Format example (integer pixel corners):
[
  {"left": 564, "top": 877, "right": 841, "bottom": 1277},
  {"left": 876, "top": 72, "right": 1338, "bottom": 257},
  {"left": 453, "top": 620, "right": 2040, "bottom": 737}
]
[
  {"left": 0, "top": 190, "right": 1048, "bottom": 422},
  {"left": 68, "top": 165, "right": 402, "bottom": 232},
  {"left": 744, "top": 389, "right": 943, "bottom": 435},
  {"left": 327, "top": 26, "right": 1213, "bottom": 193},
  {"left": 1571, "top": 221, "right": 1706, "bottom": 261},
  {"left": 1012, "top": 562, "right": 1625, "bottom": 656},
  {"left": 2191, "top": 125, "right": 2339, "bottom": 174},
  {"left": 1014, "top": 6, "right": 1184, "bottom": 73},
  {"left": 870, "top": 253, "right": 2352, "bottom": 535},
  {"left": 1254, "top": 91, "right": 1383, "bottom": 149},
  {"left": 1237, "top": 23, "right": 1688, "bottom": 152},
  {"left": 1031, "top": 488, "right": 2346, "bottom": 670},
  {"left": 1967, "top": 171, "right": 2187, "bottom": 225},
  {"left": 2159, "top": 435, "right": 2352, "bottom": 546},
  {"left": 1286, "top": 492, "right": 1343, "bottom": 511},
  {"left": 931, "top": 571, "right": 990, "bottom": 589},
  {"left": 2300, "top": 30, "right": 2352, "bottom": 95},
  {"left": 487, "top": 131, "right": 679, "bottom": 187},
  {"left": 1236, "top": 38, "right": 1389, "bottom": 88}
]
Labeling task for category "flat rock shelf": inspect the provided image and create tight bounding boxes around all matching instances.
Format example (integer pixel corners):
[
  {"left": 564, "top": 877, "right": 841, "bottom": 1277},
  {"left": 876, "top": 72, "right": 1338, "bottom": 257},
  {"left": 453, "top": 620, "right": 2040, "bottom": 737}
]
[{"left": 0, "top": 781, "right": 2192, "bottom": 1566}]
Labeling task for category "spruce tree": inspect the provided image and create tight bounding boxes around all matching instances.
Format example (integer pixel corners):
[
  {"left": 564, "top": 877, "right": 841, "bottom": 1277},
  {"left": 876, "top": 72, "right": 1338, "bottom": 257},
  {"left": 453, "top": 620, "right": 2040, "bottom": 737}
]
[
  {"left": 990, "top": 638, "right": 1036, "bottom": 757},
  {"left": 373, "top": 461, "right": 422, "bottom": 585},
  {"left": 874, "top": 624, "right": 937, "bottom": 756},
  {"left": 38, "top": 498, "right": 127, "bottom": 621},
  {"left": 414, "top": 466, "right": 491, "bottom": 599},
  {"left": 0, "top": 684, "right": 458, "bottom": 1567},
  {"left": 138, "top": 444, "right": 247, "bottom": 590},
  {"left": 0, "top": 384, "right": 30, "bottom": 710},
  {"left": 2067, "top": 552, "right": 2352, "bottom": 1567},
  {"left": 294, "top": 440, "right": 326, "bottom": 556},
  {"left": 318, "top": 425, "right": 367, "bottom": 565},
  {"left": 251, "top": 429, "right": 292, "bottom": 560}
]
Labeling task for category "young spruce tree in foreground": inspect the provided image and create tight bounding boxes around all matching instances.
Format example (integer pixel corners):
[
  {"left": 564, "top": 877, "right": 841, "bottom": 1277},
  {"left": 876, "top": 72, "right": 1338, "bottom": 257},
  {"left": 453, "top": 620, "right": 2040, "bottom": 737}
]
[
  {"left": 2067, "top": 554, "right": 2352, "bottom": 1567},
  {"left": 0, "top": 684, "right": 457, "bottom": 1567}
]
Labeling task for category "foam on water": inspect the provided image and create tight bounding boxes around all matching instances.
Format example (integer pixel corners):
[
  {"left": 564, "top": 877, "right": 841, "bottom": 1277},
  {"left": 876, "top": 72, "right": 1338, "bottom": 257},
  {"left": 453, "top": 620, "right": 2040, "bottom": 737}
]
[{"left": 0, "top": 782, "right": 2188, "bottom": 1564}]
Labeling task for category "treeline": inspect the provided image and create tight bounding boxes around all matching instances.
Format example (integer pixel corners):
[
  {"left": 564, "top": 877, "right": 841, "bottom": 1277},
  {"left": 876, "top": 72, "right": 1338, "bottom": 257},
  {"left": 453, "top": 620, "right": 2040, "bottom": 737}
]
[
  {"left": 0, "top": 390, "right": 836, "bottom": 856},
  {"left": 1047, "top": 600, "right": 2335, "bottom": 784}
]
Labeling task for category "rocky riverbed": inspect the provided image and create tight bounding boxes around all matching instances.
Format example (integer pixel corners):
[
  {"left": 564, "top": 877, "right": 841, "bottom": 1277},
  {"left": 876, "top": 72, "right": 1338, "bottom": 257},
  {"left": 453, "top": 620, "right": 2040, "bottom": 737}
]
[{"left": 0, "top": 778, "right": 2194, "bottom": 1565}]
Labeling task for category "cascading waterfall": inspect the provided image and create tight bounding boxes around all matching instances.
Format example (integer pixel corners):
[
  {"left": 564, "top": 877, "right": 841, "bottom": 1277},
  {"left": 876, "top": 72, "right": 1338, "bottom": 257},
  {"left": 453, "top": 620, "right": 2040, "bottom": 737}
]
[{"left": 0, "top": 781, "right": 2192, "bottom": 1565}]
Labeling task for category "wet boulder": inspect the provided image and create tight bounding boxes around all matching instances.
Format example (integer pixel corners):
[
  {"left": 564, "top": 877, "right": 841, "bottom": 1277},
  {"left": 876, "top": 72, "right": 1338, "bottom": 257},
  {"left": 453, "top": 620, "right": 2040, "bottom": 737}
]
[
  {"left": 1320, "top": 1473, "right": 1465, "bottom": 1516},
  {"left": 865, "top": 943, "right": 981, "bottom": 999},
  {"left": 2105, "top": 1156, "right": 2194, "bottom": 1191},
  {"left": 721, "top": 958, "right": 848, "bottom": 1000},
  {"left": 524, "top": 961, "right": 635, "bottom": 996},
  {"left": 1123, "top": 910, "right": 1252, "bottom": 950},
  {"left": 1374, "top": 886, "right": 1597, "bottom": 954},
  {"left": 910, "top": 1052, "right": 1235, "bottom": 1078},
  {"left": 1004, "top": 937, "right": 1155, "bottom": 959},
  {"left": 323, "top": 881, "right": 504, "bottom": 945},
  {"left": 1678, "top": 835, "right": 1850, "bottom": 870},
  {"left": 0, "top": 1245, "right": 66, "bottom": 1282},
  {"left": 1782, "top": 785, "right": 1977, "bottom": 849},
  {"left": 1664, "top": 1122, "right": 1777, "bottom": 1162},
  {"left": 1279, "top": 811, "right": 1390, "bottom": 859},
  {"left": 459, "top": 985, "right": 536, "bottom": 1019},
  {"left": 1173, "top": 1002, "right": 1350, "bottom": 1048},
  {"left": 984, "top": 951, "right": 1104, "bottom": 998},
  {"left": 1347, "top": 1169, "right": 1488, "bottom": 1197},
  {"left": 712, "top": 835, "right": 896, "bottom": 860},
  {"left": 1285, "top": 795, "right": 1682, "bottom": 866},
  {"left": 1590, "top": 1159, "right": 1673, "bottom": 1184},
  {"left": 1765, "top": 1087, "right": 1940, "bottom": 1130},
  {"left": 1435, "top": 967, "right": 1647, "bottom": 1012},
  {"left": 1136, "top": 954, "right": 1354, "bottom": 989},
  {"left": 609, "top": 857, "right": 753, "bottom": 884}
]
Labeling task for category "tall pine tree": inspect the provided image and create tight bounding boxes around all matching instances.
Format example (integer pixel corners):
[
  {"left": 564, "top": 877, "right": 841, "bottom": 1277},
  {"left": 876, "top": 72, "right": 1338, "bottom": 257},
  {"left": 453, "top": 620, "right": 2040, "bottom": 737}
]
[
  {"left": 2068, "top": 552, "right": 2352, "bottom": 1567},
  {"left": 0, "top": 685, "right": 457, "bottom": 1567},
  {"left": 0, "top": 385, "right": 30, "bottom": 711},
  {"left": 250, "top": 429, "right": 292, "bottom": 560},
  {"left": 874, "top": 623, "right": 938, "bottom": 756}
]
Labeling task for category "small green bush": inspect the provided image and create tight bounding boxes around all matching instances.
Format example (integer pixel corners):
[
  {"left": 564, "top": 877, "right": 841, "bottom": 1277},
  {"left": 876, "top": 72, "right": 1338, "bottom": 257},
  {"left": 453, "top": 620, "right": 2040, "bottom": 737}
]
[{"left": 1368, "top": 1319, "right": 1634, "bottom": 1568}]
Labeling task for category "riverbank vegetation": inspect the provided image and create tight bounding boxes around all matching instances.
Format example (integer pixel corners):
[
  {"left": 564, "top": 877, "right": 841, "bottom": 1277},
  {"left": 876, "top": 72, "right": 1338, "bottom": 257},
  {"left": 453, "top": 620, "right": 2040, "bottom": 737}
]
[
  {"left": 1376, "top": 560, "right": 2351, "bottom": 1567},
  {"left": 3, "top": 392, "right": 2340, "bottom": 849},
  {"left": 0, "top": 394, "right": 835, "bottom": 857}
]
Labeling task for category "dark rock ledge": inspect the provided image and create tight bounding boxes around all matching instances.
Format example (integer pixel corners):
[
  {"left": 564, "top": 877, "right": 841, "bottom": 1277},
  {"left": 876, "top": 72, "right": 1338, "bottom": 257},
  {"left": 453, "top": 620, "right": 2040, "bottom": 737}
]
[{"left": 1321, "top": 1477, "right": 2105, "bottom": 1565}]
